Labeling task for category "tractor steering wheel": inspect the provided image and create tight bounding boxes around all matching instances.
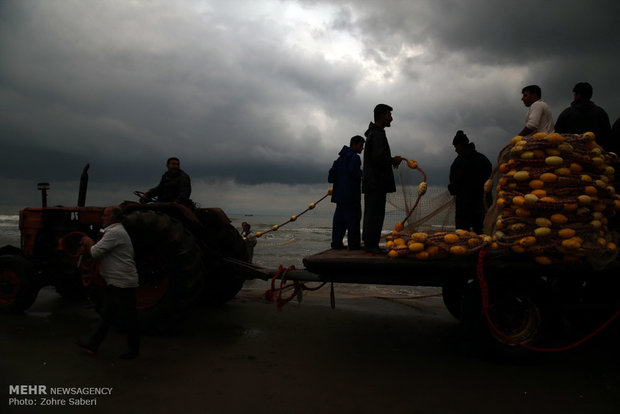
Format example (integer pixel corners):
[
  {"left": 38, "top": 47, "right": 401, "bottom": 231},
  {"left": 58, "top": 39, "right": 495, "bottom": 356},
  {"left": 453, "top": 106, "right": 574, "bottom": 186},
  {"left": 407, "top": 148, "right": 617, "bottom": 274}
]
[{"left": 134, "top": 191, "right": 156, "bottom": 204}]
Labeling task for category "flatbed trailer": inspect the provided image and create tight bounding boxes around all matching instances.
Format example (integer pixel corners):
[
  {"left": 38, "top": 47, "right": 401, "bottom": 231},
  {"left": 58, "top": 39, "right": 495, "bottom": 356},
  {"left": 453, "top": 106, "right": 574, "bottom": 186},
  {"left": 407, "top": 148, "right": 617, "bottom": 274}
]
[{"left": 228, "top": 249, "right": 620, "bottom": 353}]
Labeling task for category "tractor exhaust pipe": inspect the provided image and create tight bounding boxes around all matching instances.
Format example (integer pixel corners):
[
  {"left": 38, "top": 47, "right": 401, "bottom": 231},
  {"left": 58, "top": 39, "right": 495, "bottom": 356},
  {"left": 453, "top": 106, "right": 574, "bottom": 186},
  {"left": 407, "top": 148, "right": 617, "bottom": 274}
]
[
  {"left": 77, "top": 164, "right": 90, "bottom": 207},
  {"left": 37, "top": 182, "right": 50, "bottom": 207}
]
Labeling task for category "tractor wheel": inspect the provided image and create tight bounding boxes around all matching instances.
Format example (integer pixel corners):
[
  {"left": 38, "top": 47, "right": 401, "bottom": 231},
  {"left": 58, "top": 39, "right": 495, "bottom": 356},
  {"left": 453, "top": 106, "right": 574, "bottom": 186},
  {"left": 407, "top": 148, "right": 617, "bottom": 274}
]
[
  {"left": 122, "top": 210, "right": 207, "bottom": 333},
  {"left": 193, "top": 209, "right": 248, "bottom": 306},
  {"left": 0, "top": 255, "right": 39, "bottom": 313},
  {"left": 201, "top": 222, "right": 248, "bottom": 306},
  {"left": 54, "top": 269, "right": 87, "bottom": 301}
]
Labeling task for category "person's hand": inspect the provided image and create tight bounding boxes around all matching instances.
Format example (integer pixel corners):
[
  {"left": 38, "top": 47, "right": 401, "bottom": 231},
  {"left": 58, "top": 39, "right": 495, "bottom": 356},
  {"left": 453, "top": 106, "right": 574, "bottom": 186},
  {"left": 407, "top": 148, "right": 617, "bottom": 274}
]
[
  {"left": 80, "top": 236, "right": 94, "bottom": 249},
  {"left": 392, "top": 156, "right": 405, "bottom": 168}
]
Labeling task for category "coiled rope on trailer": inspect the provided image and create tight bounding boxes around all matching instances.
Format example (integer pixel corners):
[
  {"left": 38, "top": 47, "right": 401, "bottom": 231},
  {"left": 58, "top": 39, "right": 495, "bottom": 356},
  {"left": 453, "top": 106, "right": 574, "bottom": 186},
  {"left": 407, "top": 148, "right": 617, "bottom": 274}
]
[
  {"left": 476, "top": 248, "right": 620, "bottom": 352},
  {"left": 264, "top": 265, "right": 329, "bottom": 310}
]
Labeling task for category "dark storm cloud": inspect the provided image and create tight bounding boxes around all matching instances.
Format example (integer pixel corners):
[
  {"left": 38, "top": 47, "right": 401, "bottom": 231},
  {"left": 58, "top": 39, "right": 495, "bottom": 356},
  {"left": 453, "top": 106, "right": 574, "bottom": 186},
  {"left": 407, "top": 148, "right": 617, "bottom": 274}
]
[
  {"left": 1, "top": 0, "right": 619, "bottom": 210},
  {"left": 0, "top": 1, "right": 350, "bottom": 187},
  {"left": 333, "top": 0, "right": 620, "bottom": 112}
]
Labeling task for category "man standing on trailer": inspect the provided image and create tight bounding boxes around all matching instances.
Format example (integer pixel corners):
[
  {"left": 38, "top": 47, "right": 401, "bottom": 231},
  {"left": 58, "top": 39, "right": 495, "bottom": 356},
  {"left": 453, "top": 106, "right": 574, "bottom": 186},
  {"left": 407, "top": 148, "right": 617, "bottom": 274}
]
[
  {"left": 518, "top": 85, "right": 553, "bottom": 136},
  {"left": 554, "top": 82, "right": 612, "bottom": 150},
  {"left": 362, "top": 104, "right": 405, "bottom": 254},
  {"left": 448, "top": 130, "right": 492, "bottom": 234},
  {"left": 328, "top": 135, "right": 365, "bottom": 250}
]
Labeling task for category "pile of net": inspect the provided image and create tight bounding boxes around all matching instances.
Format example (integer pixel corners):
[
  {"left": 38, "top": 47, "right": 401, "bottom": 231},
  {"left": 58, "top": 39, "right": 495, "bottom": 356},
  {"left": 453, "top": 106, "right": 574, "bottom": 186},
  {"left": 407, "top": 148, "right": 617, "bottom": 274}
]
[{"left": 385, "top": 132, "right": 619, "bottom": 265}]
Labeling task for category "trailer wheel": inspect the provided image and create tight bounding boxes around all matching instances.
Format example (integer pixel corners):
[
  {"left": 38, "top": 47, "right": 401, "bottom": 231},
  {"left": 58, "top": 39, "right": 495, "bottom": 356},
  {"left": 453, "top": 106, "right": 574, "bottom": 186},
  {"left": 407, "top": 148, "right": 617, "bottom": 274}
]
[
  {"left": 487, "top": 283, "right": 544, "bottom": 347},
  {"left": 123, "top": 210, "right": 207, "bottom": 333},
  {"left": 442, "top": 277, "right": 468, "bottom": 321},
  {"left": 0, "top": 255, "right": 39, "bottom": 313},
  {"left": 460, "top": 276, "right": 548, "bottom": 359}
]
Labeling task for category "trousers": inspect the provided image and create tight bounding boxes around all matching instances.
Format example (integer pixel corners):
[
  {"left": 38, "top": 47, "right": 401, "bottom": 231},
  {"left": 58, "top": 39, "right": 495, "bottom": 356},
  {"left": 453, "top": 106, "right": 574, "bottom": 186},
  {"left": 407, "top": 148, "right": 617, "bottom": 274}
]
[
  {"left": 331, "top": 202, "right": 362, "bottom": 248},
  {"left": 362, "top": 192, "right": 387, "bottom": 248},
  {"left": 89, "top": 285, "right": 139, "bottom": 353}
]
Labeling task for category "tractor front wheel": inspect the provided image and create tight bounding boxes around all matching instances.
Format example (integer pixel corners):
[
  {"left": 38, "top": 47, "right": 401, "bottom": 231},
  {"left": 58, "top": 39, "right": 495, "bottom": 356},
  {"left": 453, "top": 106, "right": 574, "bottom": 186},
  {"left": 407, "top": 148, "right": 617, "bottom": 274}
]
[{"left": 0, "top": 255, "right": 39, "bottom": 313}]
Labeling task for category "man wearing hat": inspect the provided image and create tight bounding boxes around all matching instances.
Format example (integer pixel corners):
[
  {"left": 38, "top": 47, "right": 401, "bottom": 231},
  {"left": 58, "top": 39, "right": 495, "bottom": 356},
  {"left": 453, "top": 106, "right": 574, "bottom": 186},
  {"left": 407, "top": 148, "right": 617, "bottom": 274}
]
[{"left": 448, "top": 130, "right": 492, "bottom": 234}]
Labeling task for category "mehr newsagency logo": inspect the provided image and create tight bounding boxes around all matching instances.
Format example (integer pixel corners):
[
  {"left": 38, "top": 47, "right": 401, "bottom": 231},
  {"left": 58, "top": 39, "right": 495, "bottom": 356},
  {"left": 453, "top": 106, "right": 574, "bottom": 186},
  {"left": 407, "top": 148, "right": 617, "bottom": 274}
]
[{"left": 8, "top": 384, "right": 113, "bottom": 407}]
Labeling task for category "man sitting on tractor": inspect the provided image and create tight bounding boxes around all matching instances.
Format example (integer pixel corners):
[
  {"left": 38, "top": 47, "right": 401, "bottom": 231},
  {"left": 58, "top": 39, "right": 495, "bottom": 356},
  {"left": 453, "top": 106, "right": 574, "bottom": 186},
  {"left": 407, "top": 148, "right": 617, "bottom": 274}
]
[{"left": 140, "top": 157, "right": 193, "bottom": 206}]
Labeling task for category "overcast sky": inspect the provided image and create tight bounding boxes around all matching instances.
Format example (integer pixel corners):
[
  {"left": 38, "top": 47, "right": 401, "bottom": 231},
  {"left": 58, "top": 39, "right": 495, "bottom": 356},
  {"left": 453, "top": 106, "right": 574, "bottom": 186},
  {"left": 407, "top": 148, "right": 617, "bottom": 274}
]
[{"left": 1, "top": 0, "right": 619, "bottom": 214}]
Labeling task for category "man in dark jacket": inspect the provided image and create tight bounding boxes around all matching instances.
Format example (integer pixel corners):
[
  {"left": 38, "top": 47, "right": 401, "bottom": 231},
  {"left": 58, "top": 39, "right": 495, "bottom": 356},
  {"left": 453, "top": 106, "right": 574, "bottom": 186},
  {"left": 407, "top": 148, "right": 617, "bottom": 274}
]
[
  {"left": 328, "top": 135, "right": 365, "bottom": 250},
  {"left": 554, "top": 82, "right": 612, "bottom": 150},
  {"left": 609, "top": 118, "right": 620, "bottom": 155},
  {"left": 141, "top": 157, "right": 192, "bottom": 206},
  {"left": 362, "top": 104, "right": 405, "bottom": 254},
  {"left": 448, "top": 130, "right": 492, "bottom": 234}
]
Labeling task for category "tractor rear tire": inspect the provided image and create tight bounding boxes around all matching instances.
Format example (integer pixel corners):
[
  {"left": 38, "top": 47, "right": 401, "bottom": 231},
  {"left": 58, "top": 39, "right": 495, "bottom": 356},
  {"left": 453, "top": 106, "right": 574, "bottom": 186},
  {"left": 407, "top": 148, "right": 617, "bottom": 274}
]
[
  {"left": 122, "top": 210, "right": 207, "bottom": 333},
  {"left": 201, "top": 222, "right": 248, "bottom": 306},
  {"left": 0, "top": 255, "right": 39, "bottom": 313},
  {"left": 193, "top": 209, "right": 248, "bottom": 306}
]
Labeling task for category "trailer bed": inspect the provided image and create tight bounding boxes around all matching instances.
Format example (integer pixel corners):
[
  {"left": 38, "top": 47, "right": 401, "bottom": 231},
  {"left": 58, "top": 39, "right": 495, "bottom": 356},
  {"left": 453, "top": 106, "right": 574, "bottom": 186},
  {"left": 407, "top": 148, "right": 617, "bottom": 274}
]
[
  {"left": 299, "top": 249, "right": 616, "bottom": 286},
  {"left": 229, "top": 249, "right": 617, "bottom": 287}
]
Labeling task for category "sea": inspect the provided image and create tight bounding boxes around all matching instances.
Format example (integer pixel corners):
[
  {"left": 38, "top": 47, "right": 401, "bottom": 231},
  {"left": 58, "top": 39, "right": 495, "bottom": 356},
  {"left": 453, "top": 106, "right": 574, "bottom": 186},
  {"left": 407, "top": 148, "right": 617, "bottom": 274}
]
[
  {"left": 0, "top": 205, "right": 403, "bottom": 269},
  {"left": 0, "top": 205, "right": 443, "bottom": 297}
]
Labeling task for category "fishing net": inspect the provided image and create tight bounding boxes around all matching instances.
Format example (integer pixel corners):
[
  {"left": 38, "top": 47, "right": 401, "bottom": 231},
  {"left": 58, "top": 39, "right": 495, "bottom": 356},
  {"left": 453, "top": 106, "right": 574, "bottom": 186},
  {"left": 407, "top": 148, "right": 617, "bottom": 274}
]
[
  {"left": 485, "top": 132, "right": 618, "bottom": 266},
  {"left": 384, "top": 132, "right": 619, "bottom": 265},
  {"left": 385, "top": 168, "right": 455, "bottom": 233}
]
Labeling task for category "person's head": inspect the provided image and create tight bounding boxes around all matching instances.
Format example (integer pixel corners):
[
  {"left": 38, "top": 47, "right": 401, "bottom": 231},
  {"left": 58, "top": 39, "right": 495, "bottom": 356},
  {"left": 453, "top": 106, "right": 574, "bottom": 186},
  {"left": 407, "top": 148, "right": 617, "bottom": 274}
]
[
  {"left": 373, "top": 104, "right": 393, "bottom": 127},
  {"left": 242, "top": 222, "right": 250, "bottom": 231},
  {"left": 572, "top": 82, "right": 593, "bottom": 101},
  {"left": 167, "top": 157, "right": 180, "bottom": 173},
  {"left": 102, "top": 205, "right": 123, "bottom": 228},
  {"left": 349, "top": 135, "right": 365, "bottom": 154},
  {"left": 452, "top": 130, "right": 469, "bottom": 154},
  {"left": 521, "top": 85, "right": 542, "bottom": 107}
]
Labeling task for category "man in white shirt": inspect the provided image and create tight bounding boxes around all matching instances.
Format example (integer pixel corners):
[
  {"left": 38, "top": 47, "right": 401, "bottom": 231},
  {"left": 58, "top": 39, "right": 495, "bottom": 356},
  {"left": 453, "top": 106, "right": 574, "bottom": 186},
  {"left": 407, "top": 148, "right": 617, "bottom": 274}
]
[
  {"left": 518, "top": 84, "right": 553, "bottom": 136},
  {"left": 77, "top": 206, "right": 140, "bottom": 359}
]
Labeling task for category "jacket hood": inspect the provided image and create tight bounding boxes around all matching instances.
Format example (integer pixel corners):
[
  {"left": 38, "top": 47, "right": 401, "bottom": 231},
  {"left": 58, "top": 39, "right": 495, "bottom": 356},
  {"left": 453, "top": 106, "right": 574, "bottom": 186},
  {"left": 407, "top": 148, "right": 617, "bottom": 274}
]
[
  {"left": 364, "top": 122, "right": 381, "bottom": 138},
  {"left": 461, "top": 142, "right": 476, "bottom": 154},
  {"left": 338, "top": 145, "right": 356, "bottom": 157}
]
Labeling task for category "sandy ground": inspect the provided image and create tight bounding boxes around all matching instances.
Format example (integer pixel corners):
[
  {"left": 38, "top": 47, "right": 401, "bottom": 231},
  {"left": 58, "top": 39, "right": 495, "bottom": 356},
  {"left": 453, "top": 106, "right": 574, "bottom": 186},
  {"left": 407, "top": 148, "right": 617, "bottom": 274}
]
[{"left": 2, "top": 281, "right": 620, "bottom": 414}]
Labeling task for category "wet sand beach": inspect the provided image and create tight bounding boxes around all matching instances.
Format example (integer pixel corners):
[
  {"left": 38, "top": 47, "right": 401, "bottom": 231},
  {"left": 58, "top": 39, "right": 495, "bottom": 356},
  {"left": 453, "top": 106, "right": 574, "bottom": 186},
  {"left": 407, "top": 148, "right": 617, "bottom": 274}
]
[{"left": 2, "top": 282, "right": 620, "bottom": 414}]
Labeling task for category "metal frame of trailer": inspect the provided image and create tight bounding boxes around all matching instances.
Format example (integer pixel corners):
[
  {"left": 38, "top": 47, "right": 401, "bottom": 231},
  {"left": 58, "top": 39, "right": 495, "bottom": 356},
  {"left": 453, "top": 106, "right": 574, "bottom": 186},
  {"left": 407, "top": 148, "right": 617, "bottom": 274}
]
[
  {"left": 227, "top": 249, "right": 616, "bottom": 286},
  {"left": 226, "top": 249, "right": 620, "bottom": 354}
]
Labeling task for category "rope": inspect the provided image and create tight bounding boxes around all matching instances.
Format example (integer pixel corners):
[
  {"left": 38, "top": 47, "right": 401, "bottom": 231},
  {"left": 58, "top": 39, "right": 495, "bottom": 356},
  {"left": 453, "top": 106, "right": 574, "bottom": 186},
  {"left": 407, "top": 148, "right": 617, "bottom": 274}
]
[
  {"left": 475, "top": 249, "right": 620, "bottom": 352},
  {"left": 60, "top": 231, "right": 90, "bottom": 258},
  {"left": 398, "top": 160, "right": 428, "bottom": 226},
  {"left": 247, "top": 190, "right": 332, "bottom": 241},
  {"left": 345, "top": 293, "right": 442, "bottom": 300},
  {"left": 60, "top": 231, "right": 103, "bottom": 287},
  {"left": 264, "top": 265, "right": 443, "bottom": 311},
  {"left": 264, "top": 265, "right": 328, "bottom": 310}
]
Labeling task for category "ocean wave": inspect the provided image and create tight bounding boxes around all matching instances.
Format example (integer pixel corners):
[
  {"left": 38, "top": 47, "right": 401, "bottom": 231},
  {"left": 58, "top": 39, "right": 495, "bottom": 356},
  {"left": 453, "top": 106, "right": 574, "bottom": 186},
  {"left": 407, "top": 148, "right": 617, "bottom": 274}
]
[{"left": 0, "top": 215, "right": 19, "bottom": 221}]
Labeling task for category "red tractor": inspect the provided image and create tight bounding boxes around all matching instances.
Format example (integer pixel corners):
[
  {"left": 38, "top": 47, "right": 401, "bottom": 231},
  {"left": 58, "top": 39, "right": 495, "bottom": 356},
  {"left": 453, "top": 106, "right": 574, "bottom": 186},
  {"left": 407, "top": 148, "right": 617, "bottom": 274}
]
[{"left": 0, "top": 165, "right": 249, "bottom": 332}]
